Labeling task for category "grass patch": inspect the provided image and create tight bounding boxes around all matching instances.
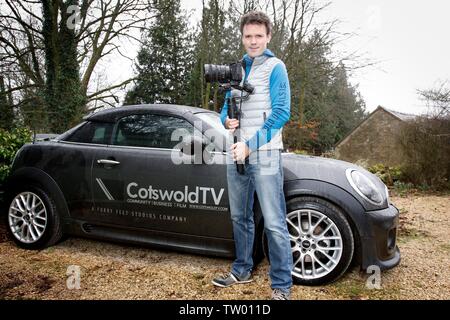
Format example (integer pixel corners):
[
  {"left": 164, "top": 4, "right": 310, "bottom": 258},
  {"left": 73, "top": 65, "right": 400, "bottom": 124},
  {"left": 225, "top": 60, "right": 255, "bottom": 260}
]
[
  {"left": 331, "top": 271, "right": 401, "bottom": 299},
  {"left": 391, "top": 188, "right": 450, "bottom": 198},
  {"left": 331, "top": 279, "right": 380, "bottom": 300},
  {"left": 439, "top": 243, "right": 450, "bottom": 252},
  {"left": 397, "top": 210, "right": 430, "bottom": 242},
  {"left": 397, "top": 228, "right": 430, "bottom": 243}
]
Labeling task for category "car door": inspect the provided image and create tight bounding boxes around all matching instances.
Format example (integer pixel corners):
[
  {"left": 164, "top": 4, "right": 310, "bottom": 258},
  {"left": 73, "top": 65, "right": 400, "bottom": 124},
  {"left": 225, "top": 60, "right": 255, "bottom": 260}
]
[
  {"left": 54, "top": 120, "right": 114, "bottom": 220},
  {"left": 91, "top": 112, "right": 232, "bottom": 238}
]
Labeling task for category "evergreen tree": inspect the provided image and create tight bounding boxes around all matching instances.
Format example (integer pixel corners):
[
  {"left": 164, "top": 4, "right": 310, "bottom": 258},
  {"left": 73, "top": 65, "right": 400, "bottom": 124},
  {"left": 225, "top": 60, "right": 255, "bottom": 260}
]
[
  {"left": 186, "top": 0, "right": 241, "bottom": 111},
  {"left": 328, "top": 63, "right": 366, "bottom": 143},
  {"left": 125, "top": 0, "right": 193, "bottom": 105},
  {"left": 0, "top": 76, "right": 15, "bottom": 130},
  {"left": 284, "top": 30, "right": 367, "bottom": 153}
]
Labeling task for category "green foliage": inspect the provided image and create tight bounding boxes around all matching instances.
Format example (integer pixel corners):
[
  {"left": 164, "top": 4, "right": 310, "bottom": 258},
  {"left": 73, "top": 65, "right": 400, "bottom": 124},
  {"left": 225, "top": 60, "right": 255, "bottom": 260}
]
[
  {"left": 0, "top": 128, "right": 32, "bottom": 184},
  {"left": 417, "top": 184, "right": 431, "bottom": 192},
  {"left": 0, "top": 76, "right": 15, "bottom": 131},
  {"left": 185, "top": 3, "right": 368, "bottom": 150},
  {"left": 286, "top": 46, "right": 367, "bottom": 154},
  {"left": 321, "top": 150, "right": 336, "bottom": 159},
  {"left": 392, "top": 181, "right": 415, "bottom": 197},
  {"left": 292, "top": 149, "right": 311, "bottom": 155},
  {"left": 4, "top": 0, "right": 368, "bottom": 153},
  {"left": 185, "top": 0, "right": 241, "bottom": 111},
  {"left": 125, "top": 0, "right": 193, "bottom": 106},
  {"left": 368, "top": 164, "right": 404, "bottom": 186}
]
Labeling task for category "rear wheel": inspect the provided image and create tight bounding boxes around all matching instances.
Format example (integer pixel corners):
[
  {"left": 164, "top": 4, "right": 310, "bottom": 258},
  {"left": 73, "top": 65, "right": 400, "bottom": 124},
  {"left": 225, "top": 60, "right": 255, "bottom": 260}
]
[{"left": 6, "top": 185, "right": 63, "bottom": 250}]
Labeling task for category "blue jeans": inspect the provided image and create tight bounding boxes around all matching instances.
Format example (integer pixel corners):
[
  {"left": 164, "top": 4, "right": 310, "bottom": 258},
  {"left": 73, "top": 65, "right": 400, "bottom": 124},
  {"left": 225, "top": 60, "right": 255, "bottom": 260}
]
[{"left": 227, "top": 150, "right": 293, "bottom": 290}]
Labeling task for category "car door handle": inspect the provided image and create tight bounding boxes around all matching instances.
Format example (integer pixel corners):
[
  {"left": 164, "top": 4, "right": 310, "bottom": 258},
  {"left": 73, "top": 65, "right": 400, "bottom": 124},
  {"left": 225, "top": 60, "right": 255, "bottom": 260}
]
[{"left": 97, "top": 159, "right": 121, "bottom": 166}]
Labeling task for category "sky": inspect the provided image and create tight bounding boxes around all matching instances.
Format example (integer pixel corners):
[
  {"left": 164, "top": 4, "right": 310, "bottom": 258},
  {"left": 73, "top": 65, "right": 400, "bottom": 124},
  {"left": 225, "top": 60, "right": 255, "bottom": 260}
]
[
  {"left": 105, "top": 0, "right": 450, "bottom": 115},
  {"left": 318, "top": 0, "right": 450, "bottom": 114}
]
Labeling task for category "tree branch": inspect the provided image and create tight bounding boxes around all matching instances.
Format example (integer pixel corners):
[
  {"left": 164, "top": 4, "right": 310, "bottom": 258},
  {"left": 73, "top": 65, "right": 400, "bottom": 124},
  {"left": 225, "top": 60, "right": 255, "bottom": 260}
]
[{"left": 87, "top": 77, "right": 137, "bottom": 100}]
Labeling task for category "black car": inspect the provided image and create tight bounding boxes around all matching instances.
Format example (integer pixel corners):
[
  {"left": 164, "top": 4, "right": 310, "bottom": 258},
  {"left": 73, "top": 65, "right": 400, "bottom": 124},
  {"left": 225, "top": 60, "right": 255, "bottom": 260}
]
[{"left": 3, "top": 105, "right": 400, "bottom": 285}]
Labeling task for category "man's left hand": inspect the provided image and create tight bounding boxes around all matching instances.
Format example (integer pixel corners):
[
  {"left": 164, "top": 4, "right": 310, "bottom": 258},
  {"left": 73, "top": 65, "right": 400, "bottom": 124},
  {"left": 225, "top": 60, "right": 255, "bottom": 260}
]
[{"left": 231, "top": 142, "right": 250, "bottom": 162}]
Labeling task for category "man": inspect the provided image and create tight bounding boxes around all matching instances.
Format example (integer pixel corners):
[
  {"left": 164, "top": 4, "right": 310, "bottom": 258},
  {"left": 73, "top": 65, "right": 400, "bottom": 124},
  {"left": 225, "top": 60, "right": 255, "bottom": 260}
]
[{"left": 211, "top": 11, "right": 293, "bottom": 300}]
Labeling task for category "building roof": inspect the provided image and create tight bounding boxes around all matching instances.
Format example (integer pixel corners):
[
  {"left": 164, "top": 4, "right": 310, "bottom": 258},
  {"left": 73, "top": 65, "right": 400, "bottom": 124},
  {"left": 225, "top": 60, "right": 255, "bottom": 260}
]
[
  {"left": 382, "top": 107, "right": 417, "bottom": 121},
  {"left": 334, "top": 106, "right": 417, "bottom": 148}
]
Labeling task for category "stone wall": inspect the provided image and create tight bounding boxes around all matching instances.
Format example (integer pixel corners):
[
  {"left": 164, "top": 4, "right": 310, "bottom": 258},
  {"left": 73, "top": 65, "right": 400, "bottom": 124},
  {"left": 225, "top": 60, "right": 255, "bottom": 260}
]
[{"left": 335, "top": 109, "right": 406, "bottom": 166}]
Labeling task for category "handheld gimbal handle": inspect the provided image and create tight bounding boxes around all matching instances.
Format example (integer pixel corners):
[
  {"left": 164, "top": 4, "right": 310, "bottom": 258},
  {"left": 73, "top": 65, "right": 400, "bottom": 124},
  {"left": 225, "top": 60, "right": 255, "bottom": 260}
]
[{"left": 227, "top": 97, "right": 245, "bottom": 175}]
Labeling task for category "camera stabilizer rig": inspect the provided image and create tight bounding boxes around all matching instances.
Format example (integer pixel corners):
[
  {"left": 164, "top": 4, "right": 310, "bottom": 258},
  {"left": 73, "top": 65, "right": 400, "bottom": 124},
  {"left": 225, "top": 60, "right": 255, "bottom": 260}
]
[{"left": 204, "top": 62, "right": 255, "bottom": 174}]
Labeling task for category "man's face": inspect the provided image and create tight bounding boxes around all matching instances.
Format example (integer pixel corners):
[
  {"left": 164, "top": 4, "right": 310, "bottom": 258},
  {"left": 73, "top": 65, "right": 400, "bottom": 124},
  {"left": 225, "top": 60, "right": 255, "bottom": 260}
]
[{"left": 242, "top": 23, "right": 271, "bottom": 58}]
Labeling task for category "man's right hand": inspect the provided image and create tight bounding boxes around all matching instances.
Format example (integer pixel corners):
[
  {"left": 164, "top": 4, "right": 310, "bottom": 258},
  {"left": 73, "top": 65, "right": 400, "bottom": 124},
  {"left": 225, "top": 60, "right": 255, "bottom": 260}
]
[{"left": 225, "top": 117, "right": 240, "bottom": 133}]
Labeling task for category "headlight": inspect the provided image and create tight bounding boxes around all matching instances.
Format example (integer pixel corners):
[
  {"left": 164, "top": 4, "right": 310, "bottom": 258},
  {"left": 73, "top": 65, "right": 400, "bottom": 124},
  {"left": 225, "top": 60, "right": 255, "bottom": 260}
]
[
  {"left": 346, "top": 169, "right": 384, "bottom": 205},
  {"left": 385, "top": 184, "right": 390, "bottom": 205}
]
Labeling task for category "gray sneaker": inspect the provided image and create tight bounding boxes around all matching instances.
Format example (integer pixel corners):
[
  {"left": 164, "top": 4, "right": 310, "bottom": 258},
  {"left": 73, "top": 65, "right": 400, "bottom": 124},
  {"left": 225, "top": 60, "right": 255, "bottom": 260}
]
[
  {"left": 271, "top": 288, "right": 291, "bottom": 300},
  {"left": 211, "top": 272, "right": 253, "bottom": 288}
]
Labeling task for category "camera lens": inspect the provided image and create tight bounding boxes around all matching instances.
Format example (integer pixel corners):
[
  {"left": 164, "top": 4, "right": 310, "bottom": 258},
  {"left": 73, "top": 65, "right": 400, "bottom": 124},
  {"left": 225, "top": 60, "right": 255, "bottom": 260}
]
[{"left": 204, "top": 64, "right": 231, "bottom": 83}]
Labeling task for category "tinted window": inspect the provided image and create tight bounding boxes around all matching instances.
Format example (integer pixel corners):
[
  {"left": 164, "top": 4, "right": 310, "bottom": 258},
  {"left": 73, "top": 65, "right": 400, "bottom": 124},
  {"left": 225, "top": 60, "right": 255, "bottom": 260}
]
[
  {"left": 64, "top": 121, "right": 113, "bottom": 144},
  {"left": 113, "top": 114, "right": 193, "bottom": 149}
]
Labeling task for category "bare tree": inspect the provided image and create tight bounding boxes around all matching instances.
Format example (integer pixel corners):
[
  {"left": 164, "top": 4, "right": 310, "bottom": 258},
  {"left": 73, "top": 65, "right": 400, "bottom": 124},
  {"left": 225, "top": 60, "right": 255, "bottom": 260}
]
[
  {"left": 0, "top": 0, "right": 45, "bottom": 106},
  {"left": 398, "top": 81, "right": 450, "bottom": 188},
  {"left": 219, "top": 0, "right": 372, "bottom": 153},
  {"left": 418, "top": 80, "right": 450, "bottom": 120},
  {"left": 0, "top": 0, "right": 159, "bottom": 113}
]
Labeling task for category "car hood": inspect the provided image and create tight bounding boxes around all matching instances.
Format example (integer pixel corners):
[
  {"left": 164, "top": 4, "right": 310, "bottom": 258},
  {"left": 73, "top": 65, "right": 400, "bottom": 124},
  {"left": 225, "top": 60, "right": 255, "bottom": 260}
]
[{"left": 282, "top": 153, "right": 387, "bottom": 201}]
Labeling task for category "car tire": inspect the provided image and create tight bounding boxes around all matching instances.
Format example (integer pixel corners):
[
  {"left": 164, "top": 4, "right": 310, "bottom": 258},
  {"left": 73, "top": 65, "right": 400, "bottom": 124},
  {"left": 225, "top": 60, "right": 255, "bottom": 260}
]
[
  {"left": 5, "top": 185, "right": 63, "bottom": 250},
  {"left": 263, "top": 196, "right": 354, "bottom": 286}
]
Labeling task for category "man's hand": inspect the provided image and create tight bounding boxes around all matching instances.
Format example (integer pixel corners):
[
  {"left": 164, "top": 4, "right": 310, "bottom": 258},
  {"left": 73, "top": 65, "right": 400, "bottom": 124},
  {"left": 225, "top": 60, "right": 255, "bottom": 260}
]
[
  {"left": 231, "top": 142, "right": 250, "bottom": 162},
  {"left": 225, "top": 117, "right": 239, "bottom": 133}
]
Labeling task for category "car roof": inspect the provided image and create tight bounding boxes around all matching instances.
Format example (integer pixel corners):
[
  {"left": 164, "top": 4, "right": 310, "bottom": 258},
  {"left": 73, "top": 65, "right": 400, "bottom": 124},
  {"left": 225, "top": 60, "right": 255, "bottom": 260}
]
[{"left": 84, "top": 104, "right": 217, "bottom": 123}]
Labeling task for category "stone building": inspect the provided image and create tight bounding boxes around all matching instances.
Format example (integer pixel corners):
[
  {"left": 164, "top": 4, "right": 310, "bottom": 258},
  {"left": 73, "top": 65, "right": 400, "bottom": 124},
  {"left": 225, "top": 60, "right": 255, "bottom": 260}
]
[{"left": 334, "top": 106, "right": 417, "bottom": 166}]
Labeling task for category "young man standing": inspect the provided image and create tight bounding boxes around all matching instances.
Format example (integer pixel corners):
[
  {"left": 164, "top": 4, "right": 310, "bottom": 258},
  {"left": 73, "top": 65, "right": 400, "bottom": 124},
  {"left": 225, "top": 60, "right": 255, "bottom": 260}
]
[{"left": 212, "top": 11, "right": 293, "bottom": 300}]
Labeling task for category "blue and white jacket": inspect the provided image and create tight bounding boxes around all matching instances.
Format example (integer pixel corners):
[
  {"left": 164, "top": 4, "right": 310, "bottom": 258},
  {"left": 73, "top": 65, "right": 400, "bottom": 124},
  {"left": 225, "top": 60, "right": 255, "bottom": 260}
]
[{"left": 220, "top": 49, "right": 291, "bottom": 151}]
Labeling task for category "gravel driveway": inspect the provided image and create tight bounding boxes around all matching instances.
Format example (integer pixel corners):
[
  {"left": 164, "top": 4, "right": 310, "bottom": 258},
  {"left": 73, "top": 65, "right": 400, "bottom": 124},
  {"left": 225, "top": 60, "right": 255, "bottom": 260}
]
[{"left": 0, "top": 194, "right": 449, "bottom": 300}]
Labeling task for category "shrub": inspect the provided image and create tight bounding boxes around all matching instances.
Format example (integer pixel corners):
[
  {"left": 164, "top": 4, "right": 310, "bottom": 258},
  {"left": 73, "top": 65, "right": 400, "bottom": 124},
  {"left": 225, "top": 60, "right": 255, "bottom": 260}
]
[
  {"left": 393, "top": 181, "right": 415, "bottom": 197},
  {"left": 321, "top": 150, "right": 336, "bottom": 159},
  {"left": 292, "top": 149, "right": 311, "bottom": 155},
  {"left": 398, "top": 118, "right": 450, "bottom": 190},
  {"left": 0, "top": 127, "right": 32, "bottom": 185},
  {"left": 354, "top": 159, "right": 370, "bottom": 170},
  {"left": 368, "top": 164, "right": 404, "bottom": 186}
]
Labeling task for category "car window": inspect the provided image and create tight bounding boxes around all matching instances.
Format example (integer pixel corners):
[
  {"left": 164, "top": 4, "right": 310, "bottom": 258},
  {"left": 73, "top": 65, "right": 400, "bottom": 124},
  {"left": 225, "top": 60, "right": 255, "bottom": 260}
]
[
  {"left": 64, "top": 121, "right": 113, "bottom": 145},
  {"left": 113, "top": 114, "right": 194, "bottom": 149},
  {"left": 196, "top": 112, "right": 228, "bottom": 137},
  {"left": 195, "top": 112, "right": 229, "bottom": 152}
]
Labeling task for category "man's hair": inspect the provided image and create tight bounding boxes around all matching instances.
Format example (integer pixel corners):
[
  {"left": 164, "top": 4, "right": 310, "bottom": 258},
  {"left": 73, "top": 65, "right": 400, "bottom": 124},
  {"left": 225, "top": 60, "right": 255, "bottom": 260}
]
[{"left": 240, "top": 11, "right": 273, "bottom": 35}]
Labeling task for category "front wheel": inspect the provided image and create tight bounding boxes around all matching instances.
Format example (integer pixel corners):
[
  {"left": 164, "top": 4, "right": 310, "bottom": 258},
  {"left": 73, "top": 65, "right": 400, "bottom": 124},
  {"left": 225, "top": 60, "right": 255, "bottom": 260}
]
[
  {"left": 6, "top": 185, "right": 63, "bottom": 250},
  {"left": 285, "top": 197, "right": 354, "bottom": 286}
]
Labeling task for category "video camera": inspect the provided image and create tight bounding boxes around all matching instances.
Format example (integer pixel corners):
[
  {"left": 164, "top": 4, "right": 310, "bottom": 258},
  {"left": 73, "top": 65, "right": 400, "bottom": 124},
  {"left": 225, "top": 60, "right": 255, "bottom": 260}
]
[
  {"left": 203, "top": 61, "right": 254, "bottom": 174},
  {"left": 204, "top": 61, "right": 255, "bottom": 94}
]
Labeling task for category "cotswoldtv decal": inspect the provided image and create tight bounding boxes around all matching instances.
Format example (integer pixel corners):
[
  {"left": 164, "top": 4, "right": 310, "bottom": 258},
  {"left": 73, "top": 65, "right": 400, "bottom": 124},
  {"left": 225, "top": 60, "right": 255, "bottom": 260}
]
[{"left": 126, "top": 182, "right": 227, "bottom": 212}]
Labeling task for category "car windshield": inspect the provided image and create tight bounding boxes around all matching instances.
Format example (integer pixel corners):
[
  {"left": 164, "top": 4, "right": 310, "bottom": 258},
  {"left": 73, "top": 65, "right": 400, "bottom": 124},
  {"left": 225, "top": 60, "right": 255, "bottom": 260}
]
[{"left": 195, "top": 112, "right": 228, "bottom": 136}]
